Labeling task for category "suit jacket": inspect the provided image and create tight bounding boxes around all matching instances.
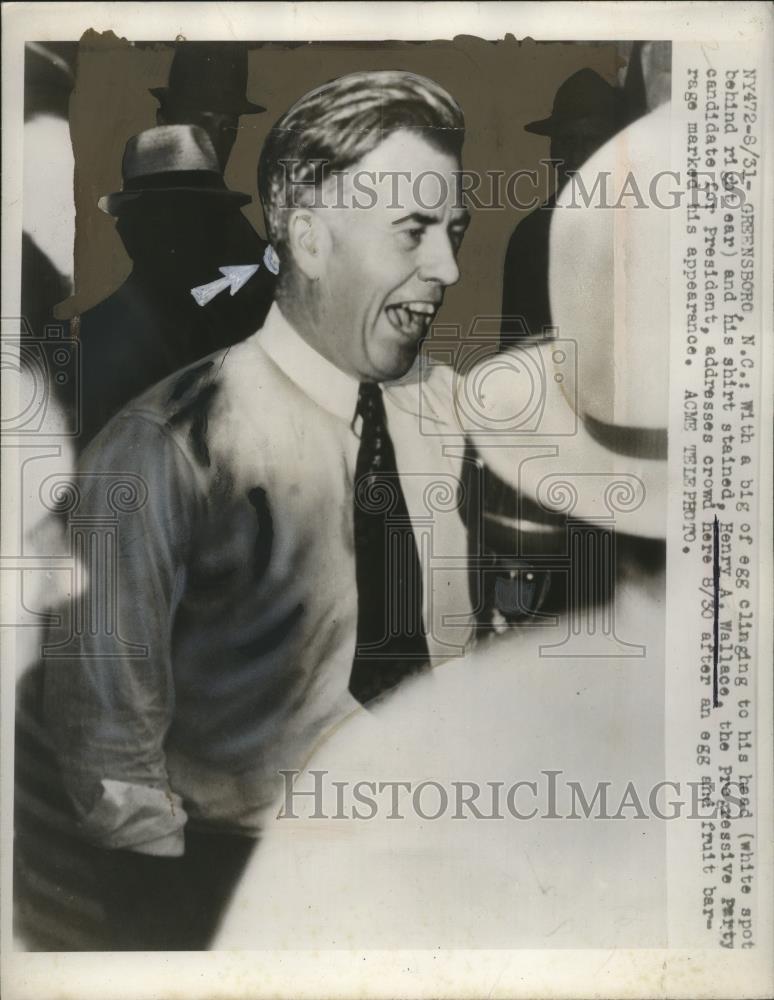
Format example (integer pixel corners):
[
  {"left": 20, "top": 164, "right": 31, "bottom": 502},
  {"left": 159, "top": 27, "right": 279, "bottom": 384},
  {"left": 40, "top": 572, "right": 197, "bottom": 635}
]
[
  {"left": 74, "top": 261, "right": 275, "bottom": 449},
  {"left": 500, "top": 196, "right": 557, "bottom": 346}
]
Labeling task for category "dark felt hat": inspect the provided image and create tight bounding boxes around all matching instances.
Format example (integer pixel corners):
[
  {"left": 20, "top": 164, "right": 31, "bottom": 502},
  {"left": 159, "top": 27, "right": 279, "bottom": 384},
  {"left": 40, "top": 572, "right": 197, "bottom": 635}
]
[
  {"left": 525, "top": 68, "right": 625, "bottom": 135},
  {"left": 150, "top": 43, "right": 265, "bottom": 117},
  {"left": 98, "top": 125, "right": 251, "bottom": 215}
]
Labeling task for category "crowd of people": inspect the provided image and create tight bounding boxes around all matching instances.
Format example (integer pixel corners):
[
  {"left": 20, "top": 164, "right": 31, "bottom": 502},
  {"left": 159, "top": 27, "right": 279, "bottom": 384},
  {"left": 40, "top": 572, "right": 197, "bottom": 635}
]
[{"left": 16, "top": 41, "right": 670, "bottom": 951}]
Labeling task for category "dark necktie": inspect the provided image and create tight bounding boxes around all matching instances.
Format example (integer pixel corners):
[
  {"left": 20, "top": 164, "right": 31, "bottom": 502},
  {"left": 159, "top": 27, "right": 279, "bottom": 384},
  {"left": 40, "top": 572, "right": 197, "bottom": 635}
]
[{"left": 349, "top": 382, "right": 430, "bottom": 704}]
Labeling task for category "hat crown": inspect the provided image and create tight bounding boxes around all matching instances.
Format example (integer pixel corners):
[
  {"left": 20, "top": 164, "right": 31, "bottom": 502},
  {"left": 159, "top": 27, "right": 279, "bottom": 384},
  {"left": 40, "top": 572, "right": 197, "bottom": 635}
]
[
  {"left": 167, "top": 44, "right": 248, "bottom": 98},
  {"left": 150, "top": 42, "right": 265, "bottom": 116},
  {"left": 121, "top": 125, "right": 220, "bottom": 182},
  {"left": 525, "top": 68, "right": 625, "bottom": 135},
  {"left": 551, "top": 68, "right": 623, "bottom": 122}
]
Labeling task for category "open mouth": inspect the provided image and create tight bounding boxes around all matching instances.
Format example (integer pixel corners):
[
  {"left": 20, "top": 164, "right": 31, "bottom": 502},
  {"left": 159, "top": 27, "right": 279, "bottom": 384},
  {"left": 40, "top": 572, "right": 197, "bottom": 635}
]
[{"left": 384, "top": 301, "right": 438, "bottom": 340}]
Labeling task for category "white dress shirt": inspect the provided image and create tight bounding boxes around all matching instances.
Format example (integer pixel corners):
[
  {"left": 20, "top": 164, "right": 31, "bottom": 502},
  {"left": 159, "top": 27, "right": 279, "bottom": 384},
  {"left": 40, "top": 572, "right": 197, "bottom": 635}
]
[{"left": 44, "top": 304, "right": 475, "bottom": 855}]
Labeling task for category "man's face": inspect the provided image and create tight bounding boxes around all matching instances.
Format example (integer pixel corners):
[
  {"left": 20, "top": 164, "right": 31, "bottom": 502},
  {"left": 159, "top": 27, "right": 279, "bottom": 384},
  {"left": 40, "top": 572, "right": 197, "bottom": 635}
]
[
  {"left": 308, "top": 130, "right": 468, "bottom": 382},
  {"left": 117, "top": 194, "right": 253, "bottom": 283}
]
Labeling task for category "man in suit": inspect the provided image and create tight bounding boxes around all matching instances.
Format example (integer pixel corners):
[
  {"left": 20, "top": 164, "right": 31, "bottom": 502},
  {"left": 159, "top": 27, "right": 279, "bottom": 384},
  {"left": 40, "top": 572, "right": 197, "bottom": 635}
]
[
  {"left": 73, "top": 124, "right": 276, "bottom": 448},
  {"left": 151, "top": 41, "right": 265, "bottom": 173},
  {"left": 42, "top": 70, "right": 662, "bottom": 949},
  {"left": 500, "top": 68, "right": 627, "bottom": 344}
]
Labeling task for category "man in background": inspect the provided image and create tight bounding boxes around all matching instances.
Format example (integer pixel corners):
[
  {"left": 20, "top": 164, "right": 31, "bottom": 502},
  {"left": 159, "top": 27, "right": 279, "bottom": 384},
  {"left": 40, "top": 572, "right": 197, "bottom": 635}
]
[
  {"left": 152, "top": 42, "right": 265, "bottom": 172},
  {"left": 71, "top": 41, "right": 274, "bottom": 448},
  {"left": 74, "top": 124, "right": 275, "bottom": 447},
  {"left": 499, "top": 68, "right": 627, "bottom": 344}
]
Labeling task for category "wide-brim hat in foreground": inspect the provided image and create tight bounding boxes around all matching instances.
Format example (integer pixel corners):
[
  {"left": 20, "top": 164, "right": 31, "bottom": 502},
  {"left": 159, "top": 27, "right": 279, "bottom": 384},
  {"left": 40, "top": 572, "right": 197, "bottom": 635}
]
[
  {"left": 467, "top": 105, "right": 670, "bottom": 540},
  {"left": 150, "top": 42, "right": 265, "bottom": 117},
  {"left": 546, "top": 102, "right": 672, "bottom": 538},
  {"left": 98, "top": 125, "right": 251, "bottom": 215},
  {"left": 525, "top": 67, "right": 626, "bottom": 135}
]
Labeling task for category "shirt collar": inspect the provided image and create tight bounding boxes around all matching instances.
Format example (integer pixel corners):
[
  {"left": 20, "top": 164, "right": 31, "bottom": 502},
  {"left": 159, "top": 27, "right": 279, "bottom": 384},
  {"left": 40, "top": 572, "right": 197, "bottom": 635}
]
[{"left": 258, "top": 303, "right": 360, "bottom": 423}]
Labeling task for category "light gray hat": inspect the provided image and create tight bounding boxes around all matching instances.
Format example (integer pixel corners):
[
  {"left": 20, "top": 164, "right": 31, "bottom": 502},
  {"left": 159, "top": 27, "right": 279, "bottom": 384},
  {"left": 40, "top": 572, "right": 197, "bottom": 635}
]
[{"left": 98, "top": 124, "right": 251, "bottom": 215}]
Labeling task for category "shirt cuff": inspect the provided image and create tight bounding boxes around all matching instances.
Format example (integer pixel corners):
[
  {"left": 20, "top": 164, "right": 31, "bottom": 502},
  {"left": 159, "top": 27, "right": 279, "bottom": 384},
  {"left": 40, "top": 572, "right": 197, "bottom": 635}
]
[{"left": 79, "top": 778, "right": 187, "bottom": 856}]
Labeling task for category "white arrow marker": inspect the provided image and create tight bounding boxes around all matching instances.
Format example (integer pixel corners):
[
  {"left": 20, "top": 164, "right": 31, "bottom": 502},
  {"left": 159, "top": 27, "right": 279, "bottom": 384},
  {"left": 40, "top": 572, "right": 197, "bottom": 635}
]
[{"left": 190, "top": 264, "right": 261, "bottom": 307}]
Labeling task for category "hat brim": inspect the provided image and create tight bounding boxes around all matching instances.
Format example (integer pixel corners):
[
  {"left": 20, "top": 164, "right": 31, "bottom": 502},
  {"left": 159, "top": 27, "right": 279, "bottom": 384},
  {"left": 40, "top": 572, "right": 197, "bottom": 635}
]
[
  {"left": 524, "top": 116, "right": 557, "bottom": 136},
  {"left": 149, "top": 86, "right": 266, "bottom": 115},
  {"left": 98, "top": 186, "right": 252, "bottom": 216}
]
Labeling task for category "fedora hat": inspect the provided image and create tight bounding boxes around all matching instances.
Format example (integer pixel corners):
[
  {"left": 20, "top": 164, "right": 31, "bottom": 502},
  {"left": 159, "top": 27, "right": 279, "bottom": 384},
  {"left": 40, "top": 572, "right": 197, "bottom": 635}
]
[
  {"left": 98, "top": 125, "right": 251, "bottom": 215},
  {"left": 150, "top": 42, "right": 265, "bottom": 117},
  {"left": 525, "top": 68, "right": 626, "bottom": 135}
]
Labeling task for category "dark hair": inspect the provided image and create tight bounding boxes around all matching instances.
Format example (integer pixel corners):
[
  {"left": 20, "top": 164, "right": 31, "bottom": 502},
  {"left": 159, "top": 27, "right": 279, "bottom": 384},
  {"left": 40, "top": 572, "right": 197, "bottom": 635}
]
[{"left": 258, "top": 70, "right": 464, "bottom": 254}]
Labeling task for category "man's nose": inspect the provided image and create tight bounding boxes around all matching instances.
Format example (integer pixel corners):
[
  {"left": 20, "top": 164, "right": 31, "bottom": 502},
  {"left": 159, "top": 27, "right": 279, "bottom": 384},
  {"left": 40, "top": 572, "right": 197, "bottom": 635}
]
[{"left": 418, "top": 232, "right": 460, "bottom": 287}]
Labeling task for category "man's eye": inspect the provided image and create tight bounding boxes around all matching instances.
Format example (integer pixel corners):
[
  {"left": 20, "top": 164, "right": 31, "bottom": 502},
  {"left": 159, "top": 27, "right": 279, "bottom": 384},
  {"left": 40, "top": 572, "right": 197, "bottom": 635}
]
[
  {"left": 399, "top": 228, "right": 424, "bottom": 248},
  {"left": 449, "top": 227, "right": 467, "bottom": 251}
]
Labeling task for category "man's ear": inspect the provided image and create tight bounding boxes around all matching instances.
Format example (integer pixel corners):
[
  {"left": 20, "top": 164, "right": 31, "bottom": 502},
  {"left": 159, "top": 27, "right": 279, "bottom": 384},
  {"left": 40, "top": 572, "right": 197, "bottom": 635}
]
[{"left": 286, "top": 209, "right": 329, "bottom": 281}]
